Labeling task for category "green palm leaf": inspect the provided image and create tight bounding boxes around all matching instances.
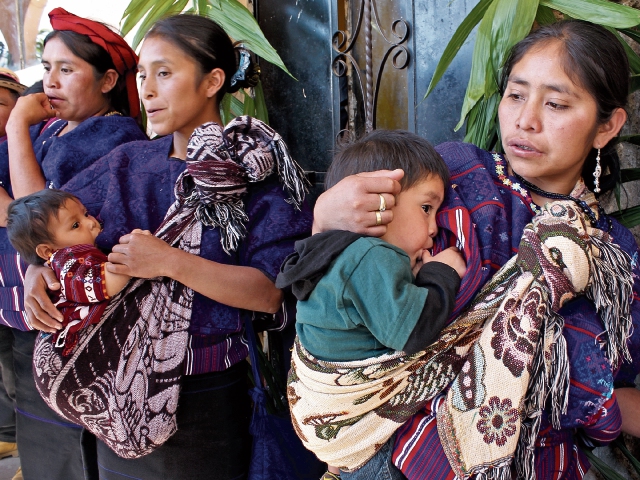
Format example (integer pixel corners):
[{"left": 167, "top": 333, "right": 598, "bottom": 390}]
[
  {"left": 604, "top": 27, "right": 640, "bottom": 75},
  {"left": 535, "top": 5, "right": 556, "bottom": 25},
  {"left": 205, "top": 0, "right": 293, "bottom": 78},
  {"left": 424, "top": 0, "right": 494, "bottom": 100},
  {"left": 456, "top": 0, "right": 499, "bottom": 130},
  {"left": 621, "top": 168, "right": 640, "bottom": 183},
  {"left": 611, "top": 205, "right": 640, "bottom": 228},
  {"left": 121, "top": 0, "right": 161, "bottom": 36},
  {"left": 456, "top": 0, "right": 538, "bottom": 131},
  {"left": 120, "top": 0, "right": 292, "bottom": 78},
  {"left": 541, "top": 0, "right": 640, "bottom": 28}
]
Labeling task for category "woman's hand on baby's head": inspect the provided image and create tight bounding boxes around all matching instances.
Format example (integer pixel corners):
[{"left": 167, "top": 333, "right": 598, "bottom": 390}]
[
  {"left": 312, "top": 169, "right": 403, "bottom": 235},
  {"left": 425, "top": 247, "right": 467, "bottom": 279},
  {"left": 129, "top": 228, "right": 152, "bottom": 235}
]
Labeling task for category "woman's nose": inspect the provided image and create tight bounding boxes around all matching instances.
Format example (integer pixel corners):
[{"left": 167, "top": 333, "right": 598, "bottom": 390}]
[
  {"left": 45, "top": 70, "right": 58, "bottom": 88},
  {"left": 516, "top": 101, "right": 541, "bottom": 132},
  {"left": 140, "top": 78, "right": 155, "bottom": 98}
]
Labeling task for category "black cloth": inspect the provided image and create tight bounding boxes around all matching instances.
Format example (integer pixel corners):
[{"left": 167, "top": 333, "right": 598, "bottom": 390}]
[
  {"left": 405, "top": 262, "right": 461, "bottom": 354},
  {"left": 14, "top": 330, "right": 86, "bottom": 480},
  {"left": 93, "top": 361, "right": 251, "bottom": 480},
  {"left": 276, "top": 230, "right": 365, "bottom": 300},
  {"left": 0, "top": 325, "right": 15, "bottom": 443}
]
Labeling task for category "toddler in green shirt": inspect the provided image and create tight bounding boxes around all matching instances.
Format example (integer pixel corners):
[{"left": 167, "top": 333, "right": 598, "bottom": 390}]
[{"left": 277, "top": 130, "right": 466, "bottom": 479}]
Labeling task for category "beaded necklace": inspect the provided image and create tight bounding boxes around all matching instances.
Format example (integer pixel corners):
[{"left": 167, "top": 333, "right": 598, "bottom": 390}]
[
  {"left": 492, "top": 152, "right": 600, "bottom": 225},
  {"left": 492, "top": 152, "right": 541, "bottom": 215}
]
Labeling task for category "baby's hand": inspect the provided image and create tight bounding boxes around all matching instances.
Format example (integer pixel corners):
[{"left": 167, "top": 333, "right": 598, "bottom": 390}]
[
  {"left": 423, "top": 247, "right": 467, "bottom": 278},
  {"left": 129, "top": 229, "right": 152, "bottom": 235}
]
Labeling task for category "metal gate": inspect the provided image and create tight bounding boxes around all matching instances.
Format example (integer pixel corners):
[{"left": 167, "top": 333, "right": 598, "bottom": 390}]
[{"left": 256, "top": 0, "right": 478, "bottom": 193}]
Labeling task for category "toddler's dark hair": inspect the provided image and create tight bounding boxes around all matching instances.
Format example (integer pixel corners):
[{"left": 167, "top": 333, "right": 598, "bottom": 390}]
[
  {"left": 7, "top": 189, "right": 79, "bottom": 265},
  {"left": 325, "top": 130, "right": 449, "bottom": 191}
]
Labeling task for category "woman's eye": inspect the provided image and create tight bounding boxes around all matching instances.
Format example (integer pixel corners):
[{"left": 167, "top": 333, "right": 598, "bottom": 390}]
[
  {"left": 508, "top": 93, "right": 523, "bottom": 101},
  {"left": 61, "top": 68, "right": 71, "bottom": 73},
  {"left": 72, "top": 222, "right": 79, "bottom": 229},
  {"left": 547, "top": 102, "right": 567, "bottom": 110},
  {"left": 158, "top": 70, "right": 169, "bottom": 77},
  {"left": 422, "top": 205, "right": 431, "bottom": 214}
]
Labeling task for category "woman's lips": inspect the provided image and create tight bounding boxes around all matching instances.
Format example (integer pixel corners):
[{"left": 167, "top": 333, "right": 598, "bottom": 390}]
[{"left": 506, "top": 139, "right": 541, "bottom": 157}]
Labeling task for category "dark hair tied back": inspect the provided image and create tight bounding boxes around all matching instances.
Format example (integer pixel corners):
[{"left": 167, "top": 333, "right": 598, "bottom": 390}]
[
  {"left": 501, "top": 20, "right": 630, "bottom": 195},
  {"left": 228, "top": 45, "right": 260, "bottom": 94},
  {"left": 146, "top": 15, "right": 260, "bottom": 99}
]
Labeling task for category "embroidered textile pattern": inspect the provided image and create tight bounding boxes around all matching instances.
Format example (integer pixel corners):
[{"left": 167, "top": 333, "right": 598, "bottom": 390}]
[
  {"left": 287, "top": 337, "right": 468, "bottom": 471},
  {"left": 437, "top": 183, "right": 634, "bottom": 480}
]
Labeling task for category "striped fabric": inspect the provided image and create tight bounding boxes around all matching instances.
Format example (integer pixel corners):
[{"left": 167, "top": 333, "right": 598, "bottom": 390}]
[
  {"left": 0, "top": 253, "right": 29, "bottom": 330},
  {"left": 48, "top": 244, "right": 109, "bottom": 356}
]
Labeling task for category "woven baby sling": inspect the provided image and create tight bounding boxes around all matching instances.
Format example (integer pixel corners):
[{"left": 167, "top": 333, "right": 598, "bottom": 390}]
[
  {"left": 32, "top": 117, "right": 308, "bottom": 458},
  {"left": 288, "top": 185, "right": 633, "bottom": 477}
]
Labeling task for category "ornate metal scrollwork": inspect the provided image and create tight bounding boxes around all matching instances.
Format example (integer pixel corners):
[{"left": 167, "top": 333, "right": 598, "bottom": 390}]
[{"left": 332, "top": 0, "right": 410, "bottom": 134}]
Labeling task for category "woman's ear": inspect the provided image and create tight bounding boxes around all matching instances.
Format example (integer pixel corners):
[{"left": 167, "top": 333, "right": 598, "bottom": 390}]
[
  {"left": 594, "top": 107, "right": 627, "bottom": 148},
  {"left": 36, "top": 243, "right": 55, "bottom": 263},
  {"left": 205, "top": 68, "right": 226, "bottom": 99},
  {"left": 100, "top": 69, "right": 119, "bottom": 94}
]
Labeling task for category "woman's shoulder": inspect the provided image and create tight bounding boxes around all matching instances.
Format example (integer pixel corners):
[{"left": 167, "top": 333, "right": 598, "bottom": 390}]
[
  {"left": 435, "top": 141, "right": 494, "bottom": 174},
  {"left": 606, "top": 215, "right": 639, "bottom": 255},
  {"left": 77, "top": 115, "right": 147, "bottom": 141}
]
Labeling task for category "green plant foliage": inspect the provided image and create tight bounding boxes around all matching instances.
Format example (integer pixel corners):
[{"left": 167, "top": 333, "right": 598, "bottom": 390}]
[
  {"left": 424, "top": 0, "right": 494, "bottom": 100},
  {"left": 455, "top": 0, "right": 539, "bottom": 148},
  {"left": 541, "top": 0, "right": 640, "bottom": 28},
  {"left": 204, "top": 0, "right": 293, "bottom": 78}
]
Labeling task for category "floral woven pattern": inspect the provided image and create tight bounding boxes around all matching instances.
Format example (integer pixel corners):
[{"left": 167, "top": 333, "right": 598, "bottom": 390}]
[{"left": 438, "top": 182, "right": 634, "bottom": 480}]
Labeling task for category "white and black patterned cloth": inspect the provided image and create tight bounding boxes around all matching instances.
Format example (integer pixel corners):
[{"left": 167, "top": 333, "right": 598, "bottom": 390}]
[{"left": 33, "top": 117, "right": 309, "bottom": 458}]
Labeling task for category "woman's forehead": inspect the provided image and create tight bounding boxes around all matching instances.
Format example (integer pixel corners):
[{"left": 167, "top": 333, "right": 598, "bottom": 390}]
[{"left": 509, "top": 41, "right": 587, "bottom": 95}]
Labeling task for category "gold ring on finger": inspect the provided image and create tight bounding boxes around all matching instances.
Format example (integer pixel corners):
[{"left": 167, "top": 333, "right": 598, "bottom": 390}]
[
  {"left": 378, "top": 193, "right": 386, "bottom": 212},
  {"left": 375, "top": 210, "right": 382, "bottom": 226}
]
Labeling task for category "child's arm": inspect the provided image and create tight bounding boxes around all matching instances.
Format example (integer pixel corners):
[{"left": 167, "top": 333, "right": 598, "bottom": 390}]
[
  {"left": 102, "top": 266, "right": 131, "bottom": 298},
  {"left": 402, "top": 248, "right": 466, "bottom": 354}
]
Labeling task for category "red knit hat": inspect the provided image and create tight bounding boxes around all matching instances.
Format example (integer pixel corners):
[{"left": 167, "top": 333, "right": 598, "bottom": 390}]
[{"left": 48, "top": 8, "right": 140, "bottom": 119}]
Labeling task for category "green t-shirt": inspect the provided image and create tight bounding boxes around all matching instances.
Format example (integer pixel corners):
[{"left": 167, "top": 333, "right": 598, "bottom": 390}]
[{"left": 295, "top": 237, "right": 428, "bottom": 361}]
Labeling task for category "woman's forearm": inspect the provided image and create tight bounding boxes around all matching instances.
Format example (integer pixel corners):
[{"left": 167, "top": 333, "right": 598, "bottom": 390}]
[
  {"left": 107, "top": 231, "right": 283, "bottom": 314},
  {"left": 615, "top": 387, "right": 640, "bottom": 437},
  {"left": 164, "top": 248, "right": 283, "bottom": 313},
  {"left": 6, "top": 94, "right": 56, "bottom": 198}
]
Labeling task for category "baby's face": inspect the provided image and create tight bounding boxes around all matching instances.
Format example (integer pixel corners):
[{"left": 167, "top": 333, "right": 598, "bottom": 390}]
[
  {"left": 380, "top": 174, "right": 444, "bottom": 268},
  {"left": 48, "top": 198, "right": 101, "bottom": 250}
]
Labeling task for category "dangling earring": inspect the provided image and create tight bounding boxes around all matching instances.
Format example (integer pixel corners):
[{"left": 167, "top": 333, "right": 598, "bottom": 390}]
[{"left": 593, "top": 148, "right": 601, "bottom": 194}]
